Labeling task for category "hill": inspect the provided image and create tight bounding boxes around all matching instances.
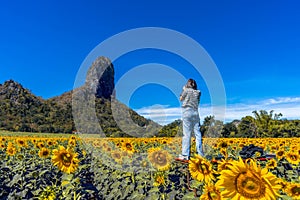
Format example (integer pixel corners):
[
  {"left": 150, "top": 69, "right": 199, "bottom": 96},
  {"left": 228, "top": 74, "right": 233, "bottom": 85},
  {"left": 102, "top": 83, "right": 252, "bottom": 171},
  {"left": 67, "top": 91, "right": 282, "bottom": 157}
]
[{"left": 0, "top": 56, "right": 161, "bottom": 136}]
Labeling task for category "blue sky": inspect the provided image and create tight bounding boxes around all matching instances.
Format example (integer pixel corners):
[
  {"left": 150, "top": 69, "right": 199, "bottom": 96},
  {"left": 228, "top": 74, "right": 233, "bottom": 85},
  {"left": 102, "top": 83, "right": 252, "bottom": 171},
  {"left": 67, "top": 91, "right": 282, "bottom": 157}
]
[{"left": 1, "top": 1, "right": 300, "bottom": 125}]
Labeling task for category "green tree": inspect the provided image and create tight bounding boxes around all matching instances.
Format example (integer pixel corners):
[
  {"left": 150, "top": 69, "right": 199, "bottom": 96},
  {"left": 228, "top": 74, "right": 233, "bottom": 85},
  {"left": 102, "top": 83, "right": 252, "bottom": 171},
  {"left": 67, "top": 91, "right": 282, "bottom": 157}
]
[
  {"left": 201, "top": 116, "right": 223, "bottom": 138},
  {"left": 252, "top": 110, "right": 282, "bottom": 137},
  {"left": 237, "top": 116, "right": 256, "bottom": 138},
  {"left": 221, "top": 121, "right": 238, "bottom": 138},
  {"left": 157, "top": 119, "right": 182, "bottom": 137}
]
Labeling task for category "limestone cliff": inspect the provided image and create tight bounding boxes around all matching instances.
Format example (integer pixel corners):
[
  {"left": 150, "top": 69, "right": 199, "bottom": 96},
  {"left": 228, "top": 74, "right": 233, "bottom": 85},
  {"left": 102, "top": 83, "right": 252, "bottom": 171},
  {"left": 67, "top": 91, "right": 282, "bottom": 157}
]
[{"left": 85, "top": 56, "right": 115, "bottom": 99}]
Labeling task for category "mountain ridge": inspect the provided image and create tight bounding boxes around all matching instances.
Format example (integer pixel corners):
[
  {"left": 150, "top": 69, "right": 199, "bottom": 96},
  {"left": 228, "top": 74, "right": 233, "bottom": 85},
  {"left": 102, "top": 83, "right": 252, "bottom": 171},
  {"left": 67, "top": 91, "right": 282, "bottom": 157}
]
[{"left": 0, "top": 57, "right": 161, "bottom": 136}]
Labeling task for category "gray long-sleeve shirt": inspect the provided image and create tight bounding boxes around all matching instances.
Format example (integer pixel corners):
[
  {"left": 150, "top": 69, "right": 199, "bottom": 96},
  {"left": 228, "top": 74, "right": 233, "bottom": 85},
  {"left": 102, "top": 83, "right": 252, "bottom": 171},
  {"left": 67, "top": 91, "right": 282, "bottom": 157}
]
[{"left": 180, "top": 88, "right": 201, "bottom": 110}]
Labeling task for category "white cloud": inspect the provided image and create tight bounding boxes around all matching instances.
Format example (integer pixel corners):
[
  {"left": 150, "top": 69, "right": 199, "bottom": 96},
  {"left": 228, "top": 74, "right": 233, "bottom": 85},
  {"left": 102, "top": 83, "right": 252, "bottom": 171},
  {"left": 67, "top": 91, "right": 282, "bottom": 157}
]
[
  {"left": 136, "top": 104, "right": 182, "bottom": 125},
  {"left": 261, "top": 97, "right": 300, "bottom": 105},
  {"left": 135, "top": 97, "right": 300, "bottom": 125},
  {"left": 224, "top": 97, "right": 300, "bottom": 122}
]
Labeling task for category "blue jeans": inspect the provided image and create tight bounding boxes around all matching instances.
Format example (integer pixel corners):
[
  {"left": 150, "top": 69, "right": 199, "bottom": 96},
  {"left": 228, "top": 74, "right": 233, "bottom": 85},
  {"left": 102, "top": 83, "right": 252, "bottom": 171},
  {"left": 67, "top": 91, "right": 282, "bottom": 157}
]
[{"left": 181, "top": 107, "right": 204, "bottom": 158}]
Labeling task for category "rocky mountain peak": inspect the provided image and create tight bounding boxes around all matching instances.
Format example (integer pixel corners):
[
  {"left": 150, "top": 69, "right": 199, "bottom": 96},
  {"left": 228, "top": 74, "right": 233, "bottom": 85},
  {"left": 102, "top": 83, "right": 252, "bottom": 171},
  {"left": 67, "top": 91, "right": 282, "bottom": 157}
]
[
  {"left": 0, "top": 80, "right": 33, "bottom": 100},
  {"left": 0, "top": 79, "right": 42, "bottom": 109},
  {"left": 85, "top": 56, "right": 115, "bottom": 99}
]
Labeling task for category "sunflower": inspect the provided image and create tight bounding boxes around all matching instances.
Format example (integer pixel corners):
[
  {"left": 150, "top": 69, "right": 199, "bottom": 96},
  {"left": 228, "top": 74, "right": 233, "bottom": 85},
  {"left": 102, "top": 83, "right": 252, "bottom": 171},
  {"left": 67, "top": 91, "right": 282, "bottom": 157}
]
[
  {"left": 115, "top": 141, "right": 122, "bottom": 148},
  {"left": 276, "top": 178, "right": 289, "bottom": 192},
  {"left": 285, "top": 151, "right": 299, "bottom": 165},
  {"left": 219, "top": 148, "right": 228, "bottom": 159},
  {"left": 121, "top": 140, "right": 135, "bottom": 154},
  {"left": 68, "top": 139, "right": 76, "bottom": 147},
  {"left": 159, "top": 138, "right": 169, "bottom": 145},
  {"left": 101, "top": 140, "right": 110, "bottom": 150},
  {"left": 1, "top": 137, "right": 6, "bottom": 142},
  {"left": 258, "top": 142, "right": 266, "bottom": 151},
  {"left": 148, "top": 147, "right": 172, "bottom": 171},
  {"left": 213, "top": 143, "right": 219, "bottom": 149},
  {"left": 111, "top": 150, "right": 123, "bottom": 163},
  {"left": 37, "top": 142, "right": 45, "bottom": 149},
  {"left": 29, "top": 150, "right": 36, "bottom": 155},
  {"left": 200, "top": 182, "right": 223, "bottom": 200},
  {"left": 47, "top": 140, "right": 55, "bottom": 147},
  {"left": 39, "top": 147, "right": 51, "bottom": 158},
  {"left": 290, "top": 145, "right": 298, "bottom": 152},
  {"left": 218, "top": 158, "right": 234, "bottom": 172},
  {"left": 218, "top": 141, "right": 228, "bottom": 149},
  {"left": 285, "top": 182, "right": 300, "bottom": 199},
  {"left": 188, "top": 154, "right": 216, "bottom": 183},
  {"left": 228, "top": 139, "right": 234, "bottom": 145},
  {"left": 7, "top": 141, "right": 14, "bottom": 147},
  {"left": 17, "top": 154, "right": 24, "bottom": 160},
  {"left": 38, "top": 186, "right": 57, "bottom": 200},
  {"left": 6, "top": 145, "right": 17, "bottom": 156},
  {"left": 93, "top": 140, "right": 101, "bottom": 148},
  {"left": 0, "top": 142, "right": 5, "bottom": 149},
  {"left": 70, "top": 135, "right": 77, "bottom": 140},
  {"left": 265, "top": 158, "right": 277, "bottom": 170},
  {"left": 142, "top": 139, "right": 148, "bottom": 145},
  {"left": 216, "top": 157, "right": 281, "bottom": 200},
  {"left": 153, "top": 172, "right": 165, "bottom": 187},
  {"left": 31, "top": 138, "right": 37, "bottom": 145},
  {"left": 275, "top": 149, "right": 285, "bottom": 160},
  {"left": 232, "top": 145, "right": 238, "bottom": 151},
  {"left": 269, "top": 144, "right": 278, "bottom": 153},
  {"left": 16, "top": 138, "right": 27, "bottom": 148},
  {"left": 52, "top": 146, "right": 79, "bottom": 174}
]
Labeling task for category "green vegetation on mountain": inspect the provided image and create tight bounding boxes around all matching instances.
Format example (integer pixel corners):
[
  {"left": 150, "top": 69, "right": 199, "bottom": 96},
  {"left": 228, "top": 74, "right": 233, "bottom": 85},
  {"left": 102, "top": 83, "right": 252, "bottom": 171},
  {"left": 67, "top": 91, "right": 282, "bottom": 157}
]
[
  {"left": 0, "top": 80, "right": 73, "bottom": 133},
  {"left": 0, "top": 80, "right": 160, "bottom": 136}
]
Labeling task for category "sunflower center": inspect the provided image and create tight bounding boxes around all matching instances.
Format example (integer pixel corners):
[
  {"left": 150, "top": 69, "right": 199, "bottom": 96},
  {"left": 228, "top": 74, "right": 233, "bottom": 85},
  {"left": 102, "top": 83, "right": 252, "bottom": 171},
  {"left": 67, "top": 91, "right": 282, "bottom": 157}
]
[
  {"left": 61, "top": 153, "right": 72, "bottom": 166},
  {"left": 198, "top": 161, "right": 210, "bottom": 174},
  {"left": 220, "top": 142, "right": 227, "bottom": 148},
  {"left": 290, "top": 155, "right": 297, "bottom": 161},
  {"left": 113, "top": 153, "right": 121, "bottom": 159},
  {"left": 43, "top": 151, "right": 49, "bottom": 156},
  {"left": 126, "top": 143, "right": 132, "bottom": 150},
  {"left": 291, "top": 186, "right": 300, "bottom": 195},
  {"left": 235, "top": 171, "right": 266, "bottom": 198},
  {"left": 268, "top": 161, "right": 276, "bottom": 166},
  {"left": 277, "top": 151, "right": 284, "bottom": 156},
  {"left": 155, "top": 152, "right": 167, "bottom": 165}
]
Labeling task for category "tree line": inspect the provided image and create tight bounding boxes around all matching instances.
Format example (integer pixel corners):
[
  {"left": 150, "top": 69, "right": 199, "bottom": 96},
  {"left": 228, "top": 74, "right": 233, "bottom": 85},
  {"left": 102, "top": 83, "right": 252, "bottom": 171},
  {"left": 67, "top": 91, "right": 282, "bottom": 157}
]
[{"left": 157, "top": 110, "right": 300, "bottom": 138}]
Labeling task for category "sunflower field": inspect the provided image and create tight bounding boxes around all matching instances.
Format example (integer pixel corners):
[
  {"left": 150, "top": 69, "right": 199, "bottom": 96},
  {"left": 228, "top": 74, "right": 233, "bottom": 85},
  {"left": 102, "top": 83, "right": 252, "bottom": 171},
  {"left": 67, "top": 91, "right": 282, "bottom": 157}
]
[{"left": 0, "top": 131, "right": 299, "bottom": 200}]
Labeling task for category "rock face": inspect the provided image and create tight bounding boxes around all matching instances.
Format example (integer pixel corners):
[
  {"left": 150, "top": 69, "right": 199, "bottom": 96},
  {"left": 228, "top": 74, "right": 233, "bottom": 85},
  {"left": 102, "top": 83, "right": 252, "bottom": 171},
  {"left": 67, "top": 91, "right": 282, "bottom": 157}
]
[
  {"left": 85, "top": 56, "right": 115, "bottom": 99},
  {"left": 0, "top": 80, "right": 43, "bottom": 106}
]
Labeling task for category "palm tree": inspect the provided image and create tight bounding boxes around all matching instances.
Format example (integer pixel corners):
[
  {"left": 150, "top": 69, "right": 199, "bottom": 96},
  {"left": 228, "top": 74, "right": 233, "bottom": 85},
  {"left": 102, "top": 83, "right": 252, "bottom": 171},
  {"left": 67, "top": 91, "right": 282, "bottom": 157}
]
[{"left": 252, "top": 110, "right": 282, "bottom": 137}]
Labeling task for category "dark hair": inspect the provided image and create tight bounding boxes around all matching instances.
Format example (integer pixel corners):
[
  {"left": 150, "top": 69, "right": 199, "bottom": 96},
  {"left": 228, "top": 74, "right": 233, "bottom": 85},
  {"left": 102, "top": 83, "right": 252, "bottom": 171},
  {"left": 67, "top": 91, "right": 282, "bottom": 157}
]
[{"left": 185, "top": 79, "right": 197, "bottom": 90}]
